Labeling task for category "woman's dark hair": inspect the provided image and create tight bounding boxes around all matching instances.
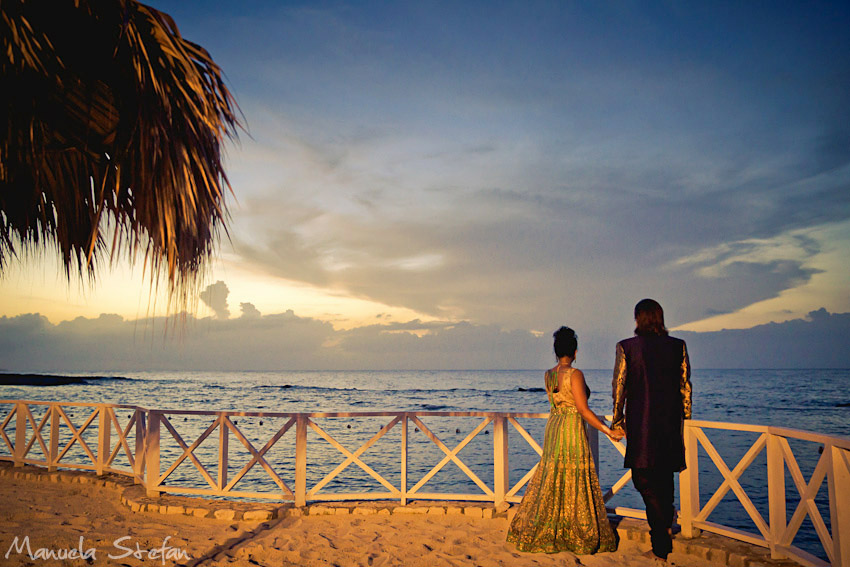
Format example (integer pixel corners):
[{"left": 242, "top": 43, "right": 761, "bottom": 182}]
[
  {"left": 634, "top": 298, "right": 668, "bottom": 336},
  {"left": 553, "top": 326, "right": 578, "bottom": 359}
]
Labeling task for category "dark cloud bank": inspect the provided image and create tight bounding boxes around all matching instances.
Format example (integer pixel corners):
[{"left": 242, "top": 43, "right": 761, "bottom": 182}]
[{"left": 0, "top": 308, "right": 847, "bottom": 373}]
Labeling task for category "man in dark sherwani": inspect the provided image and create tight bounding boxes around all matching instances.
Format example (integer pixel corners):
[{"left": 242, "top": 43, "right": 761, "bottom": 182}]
[{"left": 612, "top": 298, "right": 692, "bottom": 562}]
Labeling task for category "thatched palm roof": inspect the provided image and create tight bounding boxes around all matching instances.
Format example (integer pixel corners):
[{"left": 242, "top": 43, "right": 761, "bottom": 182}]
[{"left": 0, "top": 0, "right": 240, "bottom": 302}]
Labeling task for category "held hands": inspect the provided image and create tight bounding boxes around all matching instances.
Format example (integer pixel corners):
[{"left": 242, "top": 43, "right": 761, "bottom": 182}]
[{"left": 605, "top": 427, "right": 625, "bottom": 442}]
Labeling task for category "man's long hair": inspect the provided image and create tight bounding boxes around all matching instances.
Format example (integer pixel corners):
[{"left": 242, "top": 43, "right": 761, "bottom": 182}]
[{"left": 634, "top": 298, "right": 668, "bottom": 336}]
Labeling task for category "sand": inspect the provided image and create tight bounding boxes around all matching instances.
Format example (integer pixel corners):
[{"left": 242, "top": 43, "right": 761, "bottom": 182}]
[{"left": 0, "top": 467, "right": 765, "bottom": 567}]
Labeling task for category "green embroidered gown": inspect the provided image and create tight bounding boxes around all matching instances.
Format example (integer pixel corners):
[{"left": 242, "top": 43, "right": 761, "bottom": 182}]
[{"left": 506, "top": 368, "right": 617, "bottom": 554}]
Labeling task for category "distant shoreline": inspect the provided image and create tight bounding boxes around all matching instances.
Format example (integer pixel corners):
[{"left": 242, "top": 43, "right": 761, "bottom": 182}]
[{"left": 0, "top": 374, "right": 127, "bottom": 386}]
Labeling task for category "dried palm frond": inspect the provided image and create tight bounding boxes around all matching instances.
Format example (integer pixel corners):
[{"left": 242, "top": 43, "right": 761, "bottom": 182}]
[{"left": 0, "top": 0, "right": 240, "bottom": 306}]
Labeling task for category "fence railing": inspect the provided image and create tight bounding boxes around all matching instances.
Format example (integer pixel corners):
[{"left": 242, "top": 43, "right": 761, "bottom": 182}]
[
  {"left": 679, "top": 420, "right": 850, "bottom": 567},
  {"left": 0, "top": 400, "right": 848, "bottom": 567}
]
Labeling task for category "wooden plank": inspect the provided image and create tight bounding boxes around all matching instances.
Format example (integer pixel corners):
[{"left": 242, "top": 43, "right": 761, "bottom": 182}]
[
  {"left": 767, "top": 433, "right": 786, "bottom": 559},
  {"left": 607, "top": 507, "right": 646, "bottom": 520},
  {"left": 693, "top": 520, "right": 768, "bottom": 547},
  {"left": 506, "top": 464, "right": 538, "bottom": 499},
  {"left": 0, "top": 403, "right": 17, "bottom": 430},
  {"left": 768, "top": 427, "right": 850, "bottom": 449},
  {"left": 829, "top": 446, "right": 850, "bottom": 567},
  {"left": 223, "top": 416, "right": 294, "bottom": 495},
  {"left": 308, "top": 493, "right": 399, "bottom": 502},
  {"left": 156, "top": 486, "right": 295, "bottom": 500},
  {"left": 97, "top": 405, "right": 111, "bottom": 475},
  {"left": 48, "top": 404, "right": 59, "bottom": 471},
  {"left": 694, "top": 429, "right": 769, "bottom": 538},
  {"left": 407, "top": 416, "right": 494, "bottom": 497},
  {"left": 686, "top": 420, "right": 769, "bottom": 433},
  {"left": 157, "top": 415, "right": 218, "bottom": 489},
  {"left": 773, "top": 545, "right": 831, "bottom": 567},
  {"left": 306, "top": 419, "right": 399, "bottom": 496},
  {"left": 507, "top": 417, "right": 543, "bottom": 455},
  {"left": 54, "top": 405, "right": 98, "bottom": 465},
  {"left": 404, "top": 493, "right": 494, "bottom": 502},
  {"left": 493, "top": 417, "right": 508, "bottom": 504},
  {"left": 805, "top": 497, "right": 835, "bottom": 565},
  {"left": 680, "top": 424, "right": 700, "bottom": 538},
  {"left": 780, "top": 440, "right": 830, "bottom": 551},
  {"left": 0, "top": 413, "right": 13, "bottom": 454},
  {"left": 14, "top": 403, "right": 26, "bottom": 466},
  {"left": 134, "top": 411, "right": 146, "bottom": 484},
  {"left": 106, "top": 408, "right": 136, "bottom": 469},
  {"left": 401, "top": 414, "right": 408, "bottom": 506},
  {"left": 41, "top": 462, "right": 95, "bottom": 471},
  {"left": 603, "top": 470, "right": 632, "bottom": 503},
  {"left": 22, "top": 403, "right": 50, "bottom": 458},
  {"left": 219, "top": 415, "right": 229, "bottom": 490},
  {"left": 295, "top": 415, "right": 307, "bottom": 507},
  {"left": 145, "top": 411, "right": 161, "bottom": 497}
]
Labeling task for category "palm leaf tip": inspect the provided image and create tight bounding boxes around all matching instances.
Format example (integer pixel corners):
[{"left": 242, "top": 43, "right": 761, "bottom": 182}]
[{"left": 0, "top": 0, "right": 242, "bottom": 302}]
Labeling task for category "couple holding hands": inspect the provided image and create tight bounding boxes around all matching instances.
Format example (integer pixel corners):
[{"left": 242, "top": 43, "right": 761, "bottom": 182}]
[{"left": 507, "top": 299, "right": 692, "bottom": 562}]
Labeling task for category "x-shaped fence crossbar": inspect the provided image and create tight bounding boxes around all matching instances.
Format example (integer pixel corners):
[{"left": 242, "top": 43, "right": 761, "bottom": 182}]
[
  {"left": 679, "top": 421, "right": 850, "bottom": 567},
  {"left": 0, "top": 402, "right": 146, "bottom": 480}
]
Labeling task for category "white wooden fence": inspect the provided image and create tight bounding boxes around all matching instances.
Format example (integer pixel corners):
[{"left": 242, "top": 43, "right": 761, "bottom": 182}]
[{"left": 0, "top": 400, "right": 848, "bottom": 567}]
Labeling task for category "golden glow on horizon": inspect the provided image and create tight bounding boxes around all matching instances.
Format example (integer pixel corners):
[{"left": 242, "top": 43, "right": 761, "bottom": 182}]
[
  {"left": 0, "top": 252, "right": 438, "bottom": 329},
  {"left": 1, "top": 220, "right": 848, "bottom": 333},
  {"left": 213, "top": 258, "right": 438, "bottom": 329}
]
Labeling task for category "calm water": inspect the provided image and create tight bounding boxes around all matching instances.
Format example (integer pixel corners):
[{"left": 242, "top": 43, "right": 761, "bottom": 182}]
[{"left": 1, "top": 368, "right": 847, "bottom": 559}]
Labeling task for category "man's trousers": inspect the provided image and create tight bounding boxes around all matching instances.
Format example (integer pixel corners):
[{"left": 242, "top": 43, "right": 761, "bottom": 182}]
[{"left": 631, "top": 468, "right": 675, "bottom": 559}]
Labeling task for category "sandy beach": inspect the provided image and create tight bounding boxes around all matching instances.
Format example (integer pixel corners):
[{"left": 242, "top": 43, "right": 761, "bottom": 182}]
[{"left": 0, "top": 463, "right": 793, "bottom": 567}]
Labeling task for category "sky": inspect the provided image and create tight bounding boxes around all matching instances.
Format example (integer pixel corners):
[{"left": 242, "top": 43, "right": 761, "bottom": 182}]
[{"left": 1, "top": 1, "right": 849, "bottom": 370}]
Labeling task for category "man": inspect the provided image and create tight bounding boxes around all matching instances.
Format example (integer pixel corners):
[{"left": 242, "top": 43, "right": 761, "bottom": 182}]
[{"left": 612, "top": 299, "right": 692, "bottom": 562}]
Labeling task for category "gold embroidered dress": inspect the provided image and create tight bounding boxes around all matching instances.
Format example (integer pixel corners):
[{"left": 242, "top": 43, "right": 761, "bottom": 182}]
[{"left": 506, "top": 368, "right": 617, "bottom": 554}]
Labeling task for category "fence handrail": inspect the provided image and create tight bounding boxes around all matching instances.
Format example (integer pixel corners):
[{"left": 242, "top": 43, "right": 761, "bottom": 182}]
[{"left": 0, "top": 399, "right": 847, "bottom": 567}]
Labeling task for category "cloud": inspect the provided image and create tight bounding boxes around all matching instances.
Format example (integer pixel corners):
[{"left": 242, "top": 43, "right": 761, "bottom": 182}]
[
  {"left": 239, "top": 302, "right": 261, "bottom": 319},
  {"left": 199, "top": 281, "right": 231, "bottom": 319},
  {"left": 4, "top": 1, "right": 845, "bottom": 350},
  {"left": 0, "top": 310, "right": 547, "bottom": 372},
  {"left": 678, "top": 309, "right": 850, "bottom": 369},
  {"left": 1, "top": 306, "right": 847, "bottom": 372},
  {"left": 206, "top": 1, "right": 850, "bottom": 339}
]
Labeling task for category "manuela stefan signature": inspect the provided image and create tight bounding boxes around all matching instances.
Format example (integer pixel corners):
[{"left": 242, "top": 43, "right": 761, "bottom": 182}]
[{"left": 5, "top": 535, "right": 191, "bottom": 563}]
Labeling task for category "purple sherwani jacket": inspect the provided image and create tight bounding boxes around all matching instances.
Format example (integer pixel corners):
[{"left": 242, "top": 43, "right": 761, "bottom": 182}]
[{"left": 612, "top": 334, "right": 692, "bottom": 471}]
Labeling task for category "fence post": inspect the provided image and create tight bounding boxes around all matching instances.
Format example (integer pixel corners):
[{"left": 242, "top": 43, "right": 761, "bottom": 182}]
[
  {"left": 679, "top": 422, "right": 700, "bottom": 538},
  {"left": 295, "top": 414, "right": 307, "bottom": 507},
  {"left": 401, "top": 413, "right": 408, "bottom": 506},
  {"left": 97, "top": 405, "right": 111, "bottom": 476},
  {"left": 493, "top": 416, "right": 508, "bottom": 505},
  {"left": 767, "top": 433, "right": 786, "bottom": 560},
  {"left": 218, "top": 414, "right": 229, "bottom": 491},
  {"left": 145, "top": 410, "right": 161, "bottom": 498},
  {"left": 48, "top": 404, "right": 59, "bottom": 472},
  {"left": 134, "top": 410, "right": 146, "bottom": 484},
  {"left": 13, "top": 402, "right": 26, "bottom": 467},
  {"left": 829, "top": 445, "right": 850, "bottom": 567}
]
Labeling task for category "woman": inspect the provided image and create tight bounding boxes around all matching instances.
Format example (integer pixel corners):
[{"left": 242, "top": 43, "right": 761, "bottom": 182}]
[{"left": 507, "top": 326, "right": 621, "bottom": 554}]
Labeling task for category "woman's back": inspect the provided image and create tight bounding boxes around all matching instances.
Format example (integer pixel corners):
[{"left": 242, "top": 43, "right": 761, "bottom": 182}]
[{"left": 546, "top": 368, "right": 577, "bottom": 409}]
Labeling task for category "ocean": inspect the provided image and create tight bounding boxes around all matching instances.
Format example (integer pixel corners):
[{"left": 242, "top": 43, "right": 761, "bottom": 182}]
[{"left": 1, "top": 368, "right": 848, "bottom": 560}]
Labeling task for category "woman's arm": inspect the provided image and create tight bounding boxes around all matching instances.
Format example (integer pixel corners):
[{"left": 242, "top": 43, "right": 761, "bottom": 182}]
[{"left": 569, "top": 369, "right": 624, "bottom": 441}]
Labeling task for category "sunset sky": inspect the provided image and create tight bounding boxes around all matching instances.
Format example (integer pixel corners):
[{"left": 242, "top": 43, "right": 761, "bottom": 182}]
[{"left": 1, "top": 1, "right": 848, "bottom": 370}]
